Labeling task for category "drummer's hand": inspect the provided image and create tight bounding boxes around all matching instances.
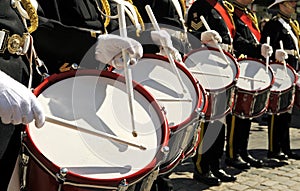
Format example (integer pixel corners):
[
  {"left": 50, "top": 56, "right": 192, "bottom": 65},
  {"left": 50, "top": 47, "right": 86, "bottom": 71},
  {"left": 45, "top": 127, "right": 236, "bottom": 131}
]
[
  {"left": 95, "top": 34, "right": 143, "bottom": 69},
  {"left": 150, "top": 30, "right": 183, "bottom": 61},
  {"left": 200, "top": 30, "right": 222, "bottom": 45},
  {"left": 0, "top": 71, "right": 45, "bottom": 128},
  {"left": 275, "top": 49, "right": 288, "bottom": 62},
  {"left": 151, "top": 30, "right": 174, "bottom": 50},
  {"left": 261, "top": 43, "right": 273, "bottom": 58}
]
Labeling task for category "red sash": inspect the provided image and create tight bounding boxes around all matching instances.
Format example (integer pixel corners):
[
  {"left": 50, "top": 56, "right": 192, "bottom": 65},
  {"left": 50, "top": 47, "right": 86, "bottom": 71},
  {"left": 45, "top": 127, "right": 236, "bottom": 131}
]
[
  {"left": 234, "top": 8, "right": 261, "bottom": 41},
  {"left": 207, "top": 0, "right": 235, "bottom": 38}
]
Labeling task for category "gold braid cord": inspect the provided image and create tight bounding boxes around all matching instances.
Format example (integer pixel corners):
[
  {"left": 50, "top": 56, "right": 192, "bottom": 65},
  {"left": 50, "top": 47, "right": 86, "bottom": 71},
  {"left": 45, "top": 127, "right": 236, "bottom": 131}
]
[
  {"left": 126, "top": 0, "right": 145, "bottom": 31},
  {"left": 290, "top": 19, "right": 300, "bottom": 48},
  {"left": 179, "top": 0, "right": 186, "bottom": 16},
  {"left": 223, "top": 0, "right": 235, "bottom": 29},
  {"left": 100, "top": 0, "right": 111, "bottom": 27},
  {"left": 20, "top": 0, "right": 38, "bottom": 33}
]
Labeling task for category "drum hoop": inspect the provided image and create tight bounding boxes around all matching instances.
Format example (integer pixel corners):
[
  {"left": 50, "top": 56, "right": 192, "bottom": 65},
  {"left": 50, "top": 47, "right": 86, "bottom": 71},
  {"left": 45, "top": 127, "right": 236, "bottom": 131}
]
[
  {"left": 269, "top": 61, "right": 298, "bottom": 93},
  {"left": 26, "top": 69, "right": 170, "bottom": 185},
  {"left": 182, "top": 47, "right": 240, "bottom": 91},
  {"left": 237, "top": 57, "right": 275, "bottom": 93},
  {"left": 142, "top": 54, "right": 208, "bottom": 130}
]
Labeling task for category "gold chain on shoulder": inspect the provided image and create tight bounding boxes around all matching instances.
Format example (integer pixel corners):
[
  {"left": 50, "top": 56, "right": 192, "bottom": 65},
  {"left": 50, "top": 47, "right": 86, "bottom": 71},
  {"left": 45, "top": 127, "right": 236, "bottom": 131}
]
[
  {"left": 100, "top": 0, "right": 111, "bottom": 28},
  {"left": 290, "top": 19, "right": 300, "bottom": 48},
  {"left": 179, "top": 0, "right": 186, "bottom": 16},
  {"left": 126, "top": 0, "right": 145, "bottom": 31},
  {"left": 20, "top": 0, "right": 38, "bottom": 33},
  {"left": 223, "top": 0, "right": 234, "bottom": 13}
]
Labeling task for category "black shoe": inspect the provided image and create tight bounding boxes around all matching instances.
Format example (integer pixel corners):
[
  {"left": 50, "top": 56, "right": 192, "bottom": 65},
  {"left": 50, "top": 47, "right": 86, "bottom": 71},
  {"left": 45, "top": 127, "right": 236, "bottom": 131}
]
[
  {"left": 285, "top": 152, "right": 300, "bottom": 160},
  {"left": 267, "top": 152, "right": 288, "bottom": 160},
  {"left": 211, "top": 169, "right": 237, "bottom": 182},
  {"left": 225, "top": 157, "right": 250, "bottom": 170},
  {"left": 241, "top": 154, "right": 264, "bottom": 168},
  {"left": 193, "top": 170, "right": 221, "bottom": 186}
]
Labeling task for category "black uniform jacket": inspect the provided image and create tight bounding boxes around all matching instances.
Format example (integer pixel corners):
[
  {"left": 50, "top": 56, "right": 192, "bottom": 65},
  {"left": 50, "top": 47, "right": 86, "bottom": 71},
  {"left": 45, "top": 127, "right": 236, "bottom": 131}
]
[
  {"left": 261, "top": 13, "right": 299, "bottom": 70},
  {"left": 186, "top": 0, "right": 234, "bottom": 48}
]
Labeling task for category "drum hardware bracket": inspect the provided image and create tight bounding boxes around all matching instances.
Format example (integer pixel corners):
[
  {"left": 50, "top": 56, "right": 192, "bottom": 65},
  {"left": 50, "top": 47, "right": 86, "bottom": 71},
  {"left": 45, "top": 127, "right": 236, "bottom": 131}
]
[
  {"left": 161, "top": 146, "right": 170, "bottom": 163},
  {"left": 56, "top": 168, "right": 68, "bottom": 191},
  {"left": 20, "top": 153, "right": 29, "bottom": 190},
  {"left": 118, "top": 179, "right": 129, "bottom": 191}
]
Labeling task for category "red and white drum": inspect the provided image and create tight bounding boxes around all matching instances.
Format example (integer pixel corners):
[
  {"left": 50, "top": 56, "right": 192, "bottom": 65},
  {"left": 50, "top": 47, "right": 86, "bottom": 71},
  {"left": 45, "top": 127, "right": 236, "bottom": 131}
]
[
  {"left": 268, "top": 62, "right": 298, "bottom": 114},
  {"left": 183, "top": 47, "right": 239, "bottom": 121},
  {"left": 295, "top": 71, "right": 300, "bottom": 108},
  {"left": 114, "top": 54, "right": 208, "bottom": 174},
  {"left": 21, "top": 70, "right": 169, "bottom": 191},
  {"left": 233, "top": 58, "right": 274, "bottom": 119}
]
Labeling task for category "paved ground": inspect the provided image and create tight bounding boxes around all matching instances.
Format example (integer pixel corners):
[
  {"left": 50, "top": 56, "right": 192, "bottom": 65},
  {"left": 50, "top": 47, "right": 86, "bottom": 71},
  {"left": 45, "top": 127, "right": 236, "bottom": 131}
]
[{"left": 169, "top": 107, "right": 300, "bottom": 191}]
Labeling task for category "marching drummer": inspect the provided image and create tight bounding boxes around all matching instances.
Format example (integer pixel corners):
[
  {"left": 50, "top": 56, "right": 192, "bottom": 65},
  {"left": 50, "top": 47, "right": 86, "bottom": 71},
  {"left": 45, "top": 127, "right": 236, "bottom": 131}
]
[
  {"left": 261, "top": 0, "right": 300, "bottom": 160},
  {"left": 186, "top": 0, "right": 237, "bottom": 186},
  {"left": 225, "top": 0, "right": 274, "bottom": 170},
  {"left": 0, "top": 0, "right": 45, "bottom": 189},
  {"left": 34, "top": 0, "right": 186, "bottom": 191}
]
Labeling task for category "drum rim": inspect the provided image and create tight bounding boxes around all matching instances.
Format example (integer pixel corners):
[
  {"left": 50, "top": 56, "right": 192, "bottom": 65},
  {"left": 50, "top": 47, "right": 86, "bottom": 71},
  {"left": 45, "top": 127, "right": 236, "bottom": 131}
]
[
  {"left": 237, "top": 57, "right": 275, "bottom": 93},
  {"left": 269, "top": 61, "right": 298, "bottom": 93},
  {"left": 25, "top": 69, "right": 170, "bottom": 186},
  {"left": 182, "top": 46, "right": 240, "bottom": 91}
]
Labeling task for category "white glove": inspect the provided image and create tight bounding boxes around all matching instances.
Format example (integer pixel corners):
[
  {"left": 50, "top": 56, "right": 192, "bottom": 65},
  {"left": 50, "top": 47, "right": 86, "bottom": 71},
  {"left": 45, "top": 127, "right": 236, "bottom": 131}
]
[
  {"left": 275, "top": 49, "right": 288, "bottom": 62},
  {"left": 151, "top": 30, "right": 174, "bottom": 50},
  {"left": 261, "top": 43, "right": 273, "bottom": 58},
  {"left": 0, "top": 71, "right": 45, "bottom": 128},
  {"left": 150, "top": 30, "right": 183, "bottom": 62},
  {"left": 95, "top": 34, "right": 143, "bottom": 69},
  {"left": 200, "top": 30, "right": 222, "bottom": 45}
]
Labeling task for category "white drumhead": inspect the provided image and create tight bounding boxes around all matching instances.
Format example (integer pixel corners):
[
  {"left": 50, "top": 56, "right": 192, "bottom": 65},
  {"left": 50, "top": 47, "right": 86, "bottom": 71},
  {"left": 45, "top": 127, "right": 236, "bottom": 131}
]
[
  {"left": 117, "top": 57, "right": 198, "bottom": 127},
  {"left": 237, "top": 59, "right": 273, "bottom": 91},
  {"left": 184, "top": 49, "right": 238, "bottom": 90},
  {"left": 28, "top": 75, "right": 164, "bottom": 179},
  {"left": 270, "top": 63, "right": 296, "bottom": 91}
]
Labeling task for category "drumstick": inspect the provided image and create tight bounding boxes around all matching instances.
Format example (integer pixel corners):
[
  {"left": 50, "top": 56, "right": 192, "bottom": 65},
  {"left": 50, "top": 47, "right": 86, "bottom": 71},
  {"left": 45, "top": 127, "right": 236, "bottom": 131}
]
[
  {"left": 279, "top": 40, "right": 288, "bottom": 77},
  {"left": 265, "top": 36, "right": 270, "bottom": 74},
  {"left": 189, "top": 70, "right": 230, "bottom": 78},
  {"left": 199, "top": 16, "right": 230, "bottom": 65},
  {"left": 45, "top": 116, "right": 146, "bottom": 150},
  {"left": 117, "top": 2, "right": 137, "bottom": 137},
  {"left": 145, "top": 5, "right": 187, "bottom": 93},
  {"left": 239, "top": 76, "right": 266, "bottom": 83}
]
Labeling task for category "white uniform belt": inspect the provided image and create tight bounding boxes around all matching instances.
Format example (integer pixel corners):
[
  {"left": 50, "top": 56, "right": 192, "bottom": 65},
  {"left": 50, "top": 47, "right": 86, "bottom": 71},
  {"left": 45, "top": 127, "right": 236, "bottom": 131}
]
[
  {"left": 285, "top": 49, "right": 298, "bottom": 57},
  {"left": 220, "top": 43, "right": 233, "bottom": 53},
  {"left": 0, "top": 29, "right": 30, "bottom": 55}
]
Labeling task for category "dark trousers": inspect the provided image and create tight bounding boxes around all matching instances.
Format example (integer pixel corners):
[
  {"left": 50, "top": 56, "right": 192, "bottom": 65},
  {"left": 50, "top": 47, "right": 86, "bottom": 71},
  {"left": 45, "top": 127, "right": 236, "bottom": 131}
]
[
  {"left": 0, "top": 125, "right": 21, "bottom": 191},
  {"left": 193, "top": 120, "right": 225, "bottom": 173},
  {"left": 226, "top": 114, "right": 251, "bottom": 159},
  {"left": 268, "top": 112, "right": 291, "bottom": 154}
]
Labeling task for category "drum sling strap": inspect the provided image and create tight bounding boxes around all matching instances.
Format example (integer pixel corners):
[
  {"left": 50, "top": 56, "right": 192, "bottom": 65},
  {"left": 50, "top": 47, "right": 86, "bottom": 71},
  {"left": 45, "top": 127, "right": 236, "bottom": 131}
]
[
  {"left": 234, "top": 7, "right": 260, "bottom": 42},
  {"left": 206, "top": 0, "right": 235, "bottom": 38}
]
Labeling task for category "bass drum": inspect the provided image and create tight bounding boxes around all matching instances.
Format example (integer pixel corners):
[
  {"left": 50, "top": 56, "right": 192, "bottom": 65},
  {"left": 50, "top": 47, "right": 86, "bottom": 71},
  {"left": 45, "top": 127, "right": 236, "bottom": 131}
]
[
  {"left": 114, "top": 54, "right": 208, "bottom": 175},
  {"left": 233, "top": 58, "right": 274, "bottom": 118},
  {"left": 183, "top": 47, "right": 239, "bottom": 121},
  {"left": 21, "top": 70, "right": 169, "bottom": 191},
  {"left": 268, "top": 62, "right": 298, "bottom": 114}
]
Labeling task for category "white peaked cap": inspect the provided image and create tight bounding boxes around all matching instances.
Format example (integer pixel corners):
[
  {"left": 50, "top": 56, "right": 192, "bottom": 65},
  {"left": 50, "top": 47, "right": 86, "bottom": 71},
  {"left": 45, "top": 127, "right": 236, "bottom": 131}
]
[{"left": 268, "top": 0, "right": 297, "bottom": 9}]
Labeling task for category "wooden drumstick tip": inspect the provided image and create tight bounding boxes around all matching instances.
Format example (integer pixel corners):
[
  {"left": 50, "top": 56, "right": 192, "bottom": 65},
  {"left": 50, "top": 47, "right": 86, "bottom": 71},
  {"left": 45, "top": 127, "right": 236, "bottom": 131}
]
[{"left": 132, "top": 131, "right": 138, "bottom": 137}]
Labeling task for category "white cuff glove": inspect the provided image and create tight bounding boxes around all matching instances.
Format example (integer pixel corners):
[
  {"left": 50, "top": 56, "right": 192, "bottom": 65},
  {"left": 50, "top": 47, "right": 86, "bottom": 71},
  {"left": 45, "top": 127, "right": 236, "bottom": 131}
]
[
  {"left": 95, "top": 34, "right": 143, "bottom": 70},
  {"left": 150, "top": 30, "right": 183, "bottom": 62},
  {"left": 261, "top": 43, "right": 273, "bottom": 58},
  {"left": 0, "top": 71, "right": 45, "bottom": 128},
  {"left": 200, "top": 30, "right": 222, "bottom": 45},
  {"left": 151, "top": 30, "right": 174, "bottom": 50},
  {"left": 275, "top": 49, "right": 288, "bottom": 62}
]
